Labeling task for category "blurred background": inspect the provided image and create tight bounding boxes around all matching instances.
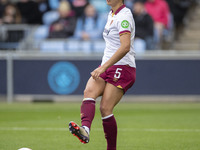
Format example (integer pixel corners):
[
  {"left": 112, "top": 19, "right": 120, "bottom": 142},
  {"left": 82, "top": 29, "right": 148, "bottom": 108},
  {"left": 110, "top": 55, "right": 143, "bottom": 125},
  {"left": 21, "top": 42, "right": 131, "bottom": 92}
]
[{"left": 0, "top": 0, "right": 200, "bottom": 102}]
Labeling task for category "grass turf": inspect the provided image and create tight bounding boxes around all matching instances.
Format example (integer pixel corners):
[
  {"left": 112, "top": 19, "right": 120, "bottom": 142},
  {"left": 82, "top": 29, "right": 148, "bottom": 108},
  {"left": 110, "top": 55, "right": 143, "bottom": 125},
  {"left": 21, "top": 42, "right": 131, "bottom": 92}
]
[{"left": 0, "top": 102, "right": 200, "bottom": 150}]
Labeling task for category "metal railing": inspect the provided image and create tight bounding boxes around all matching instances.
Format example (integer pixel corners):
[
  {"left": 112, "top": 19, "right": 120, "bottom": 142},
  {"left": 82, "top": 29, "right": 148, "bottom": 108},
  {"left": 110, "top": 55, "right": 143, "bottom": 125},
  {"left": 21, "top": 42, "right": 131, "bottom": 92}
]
[{"left": 0, "top": 24, "right": 38, "bottom": 50}]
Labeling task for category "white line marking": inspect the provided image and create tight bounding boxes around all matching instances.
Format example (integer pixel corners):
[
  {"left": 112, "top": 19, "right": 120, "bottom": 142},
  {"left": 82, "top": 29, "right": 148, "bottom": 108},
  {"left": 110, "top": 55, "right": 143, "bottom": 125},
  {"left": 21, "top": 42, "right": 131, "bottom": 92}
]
[
  {"left": 0, "top": 127, "right": 200, "bottom": 132},
  {"left": 142, "top": 128, "right": 200, "bottom": 132},
  {"left": 0, "top": 127, "right": 67, "bottom": 131}
]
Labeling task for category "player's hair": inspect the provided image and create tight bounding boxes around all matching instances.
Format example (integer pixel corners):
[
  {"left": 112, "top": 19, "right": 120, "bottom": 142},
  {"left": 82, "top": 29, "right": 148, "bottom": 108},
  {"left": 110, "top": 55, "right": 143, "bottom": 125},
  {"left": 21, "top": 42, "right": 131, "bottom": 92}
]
[{"left": 122, "top": 0, "right": 124, "bottom": 3}]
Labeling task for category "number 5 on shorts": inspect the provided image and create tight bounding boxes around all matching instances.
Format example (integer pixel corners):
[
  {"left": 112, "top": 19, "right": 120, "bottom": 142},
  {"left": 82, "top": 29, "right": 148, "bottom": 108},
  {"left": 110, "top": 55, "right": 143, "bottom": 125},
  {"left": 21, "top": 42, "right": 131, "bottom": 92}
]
[{"left": 114, "top": 68, "right": 122, "bottom": 79}]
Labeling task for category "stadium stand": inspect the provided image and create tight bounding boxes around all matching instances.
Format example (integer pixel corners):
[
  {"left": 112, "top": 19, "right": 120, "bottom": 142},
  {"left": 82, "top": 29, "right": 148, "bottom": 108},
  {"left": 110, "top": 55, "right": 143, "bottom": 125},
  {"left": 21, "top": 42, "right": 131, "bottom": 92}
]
[
  {"left": 0, "top": 0, "right": 199, "bottom": 51},
  {"left": 173, "top": 3, "right": 200, "bottom": 50}
]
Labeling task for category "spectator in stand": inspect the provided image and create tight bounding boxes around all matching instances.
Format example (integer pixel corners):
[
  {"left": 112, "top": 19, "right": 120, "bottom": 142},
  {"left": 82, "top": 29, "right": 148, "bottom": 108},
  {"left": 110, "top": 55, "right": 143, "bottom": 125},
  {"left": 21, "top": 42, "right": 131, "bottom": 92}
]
[
  {"left": 48, "top": 0, "right": 76, "bottom": 38},
  {"left": 165, "top": 0, "right": 194, "bottom": 39},
  {"left": 145, "top": 0, "right": 170, "bottom": 49},
  {"left": 73, "top": 3, "right": 105, "bottom": 40},
  {"left": 0, "top": 3, "right": 22, "bottom": 24},
  {"left": 0, "top": 0, "right": 8, "bottom": 16},
  {"left": 0, "top": 0, "right": 8, "bottom": 24},
  {"left": 48, "top": 0, "right": 89, "bottom": 17},
  {"left": 132, "top": 0, "right": 154, "bottom": 52},
  {"left": 125, "top": 0, "right": 135, "bottom": 9},
  {"left": 17, "top": 0, "right": 42, "bottom": 24},
  {"left": 70, "top": 0, "right": 89, "bottom": 17}
]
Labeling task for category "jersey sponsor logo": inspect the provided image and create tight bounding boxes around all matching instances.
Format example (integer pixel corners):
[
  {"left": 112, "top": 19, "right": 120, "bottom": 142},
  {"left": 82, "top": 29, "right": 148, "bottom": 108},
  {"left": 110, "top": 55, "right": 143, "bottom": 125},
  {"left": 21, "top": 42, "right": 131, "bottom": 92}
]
[
  {"left": 121, "top": 20, "right": 129, "bottom": 28},
  {"left": 47, "top": 61, "right": 80, "bottom": 95}
]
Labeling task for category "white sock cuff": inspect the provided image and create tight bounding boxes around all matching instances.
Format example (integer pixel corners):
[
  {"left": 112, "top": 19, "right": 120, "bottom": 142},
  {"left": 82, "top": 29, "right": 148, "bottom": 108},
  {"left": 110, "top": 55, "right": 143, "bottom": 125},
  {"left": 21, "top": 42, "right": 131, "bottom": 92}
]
[
  {"left": 102, "top": 114, "right": 114, "bottom": 120},
  {"left": 83, "top": 98, "right": 95, "bottom": 101},
  {"left": 82, "top": 126, "right": 90, "bottom": 135}
]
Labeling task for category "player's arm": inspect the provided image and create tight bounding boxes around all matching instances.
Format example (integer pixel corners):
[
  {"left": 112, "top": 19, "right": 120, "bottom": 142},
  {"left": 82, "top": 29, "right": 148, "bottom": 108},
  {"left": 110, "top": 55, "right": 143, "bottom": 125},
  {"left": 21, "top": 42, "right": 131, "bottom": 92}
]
[
  {"left": 91, "top": 33, "right": 131, "bottom": 80},
  {"left": 101, "top": 33, "right": 131, "bottom": 69}
]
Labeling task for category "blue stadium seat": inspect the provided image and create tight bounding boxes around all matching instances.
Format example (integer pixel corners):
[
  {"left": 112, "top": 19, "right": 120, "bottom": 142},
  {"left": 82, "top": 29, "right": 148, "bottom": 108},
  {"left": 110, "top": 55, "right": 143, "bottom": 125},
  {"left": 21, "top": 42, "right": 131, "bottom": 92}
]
[
  {"left": 90, "top": 0, "right": 110, "bottom": 13},
  {"left": 40, "top": 40, "right": 66, "bottom": 52},
  {"left": 34, "top": 25, "right": 49, "bottom": 39},
  {"left": 42, "top": 11, "right": 59, "bottom": 25},
  {"left": 65, "top": 39, "right": 92, "bottom": 53},
  {"left": 93, "top": 40, "right": 105, "bottom": 53},
  {"left": 65, "top": 39, "right": 81, "bottom": 52}
]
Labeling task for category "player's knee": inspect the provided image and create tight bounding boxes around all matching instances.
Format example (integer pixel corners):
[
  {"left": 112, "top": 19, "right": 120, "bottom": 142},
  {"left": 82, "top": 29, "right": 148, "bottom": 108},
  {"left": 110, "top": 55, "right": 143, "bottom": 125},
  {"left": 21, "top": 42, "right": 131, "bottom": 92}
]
[
  {"left": 100, "top": 104, "right": 112, "bottom": 117},
  {"left": 84, "top": 87, "right": 94, "bottom": 98}
]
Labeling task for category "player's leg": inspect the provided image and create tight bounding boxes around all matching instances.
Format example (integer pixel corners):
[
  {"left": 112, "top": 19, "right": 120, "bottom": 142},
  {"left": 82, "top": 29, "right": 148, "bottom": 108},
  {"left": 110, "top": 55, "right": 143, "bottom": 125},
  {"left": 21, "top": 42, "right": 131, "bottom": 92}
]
[
  {"left": 81, "top": 77, "right": 106, "bottom": 131},
  {"left": 84, "top": 76, "right": 106, "bottom": 98},
  {"left": 100, "top": 83, "right": 124, "bottom": 150},
  {"left": 69, "top": 77, "right": 106, "bottom": 144}
]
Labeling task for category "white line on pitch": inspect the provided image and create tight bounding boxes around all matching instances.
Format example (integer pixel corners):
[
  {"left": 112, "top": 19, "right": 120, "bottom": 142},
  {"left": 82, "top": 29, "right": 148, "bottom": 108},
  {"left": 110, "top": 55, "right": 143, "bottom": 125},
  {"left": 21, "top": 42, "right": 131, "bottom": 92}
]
[{"left": 0, "top": 127, "right": 200, "bottom": 132}]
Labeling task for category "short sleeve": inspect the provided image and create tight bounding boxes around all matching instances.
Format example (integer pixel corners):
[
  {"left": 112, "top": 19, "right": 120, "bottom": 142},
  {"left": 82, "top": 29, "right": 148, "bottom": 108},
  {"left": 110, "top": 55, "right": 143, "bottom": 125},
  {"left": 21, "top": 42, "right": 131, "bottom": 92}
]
[{"left": 117, "top": 14, "right": 133, "bottom": 36}]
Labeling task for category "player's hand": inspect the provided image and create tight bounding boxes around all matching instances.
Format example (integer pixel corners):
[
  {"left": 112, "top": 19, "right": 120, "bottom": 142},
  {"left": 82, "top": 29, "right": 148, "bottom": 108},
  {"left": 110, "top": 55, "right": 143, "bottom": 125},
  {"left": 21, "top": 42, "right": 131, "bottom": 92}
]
[{"left": 91, "top": 66, "right": 106, "bottom": 80}]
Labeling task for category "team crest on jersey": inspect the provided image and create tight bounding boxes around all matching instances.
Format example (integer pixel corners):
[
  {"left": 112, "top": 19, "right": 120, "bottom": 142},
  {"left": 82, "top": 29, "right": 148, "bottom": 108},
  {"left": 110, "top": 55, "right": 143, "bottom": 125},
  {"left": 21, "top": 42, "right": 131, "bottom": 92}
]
[{"left": 121, "top": 20, "right": 129, "bottom": 28}]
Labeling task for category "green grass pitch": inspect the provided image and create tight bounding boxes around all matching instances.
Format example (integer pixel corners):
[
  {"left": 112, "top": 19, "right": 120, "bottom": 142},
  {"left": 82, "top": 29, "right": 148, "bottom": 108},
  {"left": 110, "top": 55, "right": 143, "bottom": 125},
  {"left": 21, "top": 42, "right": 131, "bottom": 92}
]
[{"left": 0, "top": 101, "right": 200, "bottom": 150}]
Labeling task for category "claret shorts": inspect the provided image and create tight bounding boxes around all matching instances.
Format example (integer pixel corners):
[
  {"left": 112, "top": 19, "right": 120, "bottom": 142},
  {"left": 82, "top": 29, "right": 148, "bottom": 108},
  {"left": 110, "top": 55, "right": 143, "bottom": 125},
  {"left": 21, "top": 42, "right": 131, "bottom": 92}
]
[{"left": 100, "top": 65, "right": 136, "bottom": 93}]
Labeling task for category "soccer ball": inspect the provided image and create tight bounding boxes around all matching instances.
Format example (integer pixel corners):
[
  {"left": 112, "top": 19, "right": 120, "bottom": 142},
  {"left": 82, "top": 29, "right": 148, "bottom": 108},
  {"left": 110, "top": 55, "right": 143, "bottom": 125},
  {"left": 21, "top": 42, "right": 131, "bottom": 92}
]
[{"left": 18, "top": 148, "right": 32, "bottom": 150}]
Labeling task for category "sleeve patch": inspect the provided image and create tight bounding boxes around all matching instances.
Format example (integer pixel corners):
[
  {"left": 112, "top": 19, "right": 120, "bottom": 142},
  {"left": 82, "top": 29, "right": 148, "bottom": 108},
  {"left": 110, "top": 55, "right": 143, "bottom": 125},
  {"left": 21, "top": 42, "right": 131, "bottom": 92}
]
[{"left": 121, "top": 20, "right": 129, "bottom": 28}]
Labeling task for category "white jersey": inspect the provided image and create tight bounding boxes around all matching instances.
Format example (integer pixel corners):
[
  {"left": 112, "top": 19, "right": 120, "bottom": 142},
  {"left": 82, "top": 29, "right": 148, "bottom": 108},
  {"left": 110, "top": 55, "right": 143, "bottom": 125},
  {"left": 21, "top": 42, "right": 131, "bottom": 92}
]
[{"left": 101, "top": 5, "right": 136, "bottom": 68}]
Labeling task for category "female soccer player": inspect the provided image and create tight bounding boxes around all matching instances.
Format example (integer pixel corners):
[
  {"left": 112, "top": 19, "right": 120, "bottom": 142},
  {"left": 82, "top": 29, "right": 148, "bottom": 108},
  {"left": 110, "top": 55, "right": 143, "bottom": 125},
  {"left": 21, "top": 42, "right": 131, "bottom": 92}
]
[{"left": 69, "top": 0, "right": 136, "bottom": 149}]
